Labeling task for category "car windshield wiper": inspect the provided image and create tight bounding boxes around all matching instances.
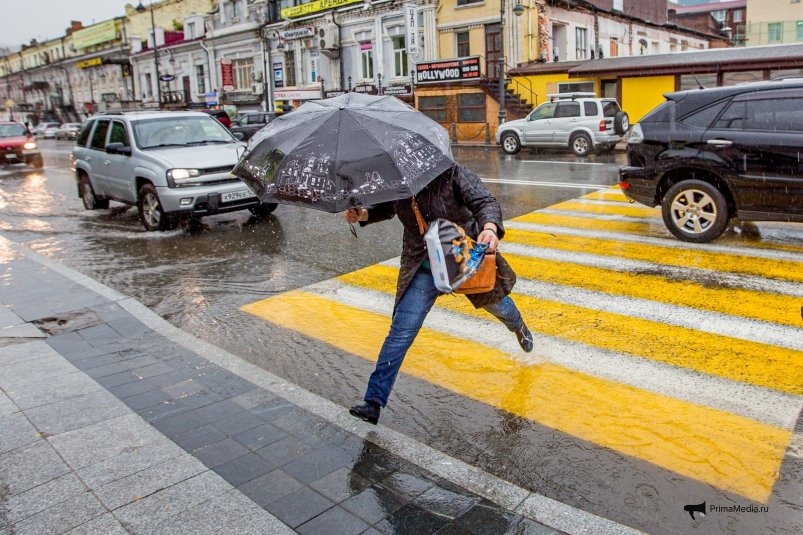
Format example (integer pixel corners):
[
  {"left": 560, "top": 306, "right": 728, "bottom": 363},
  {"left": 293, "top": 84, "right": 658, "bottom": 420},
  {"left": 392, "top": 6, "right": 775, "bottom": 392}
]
[
  {"left": 185, "top": 139, "right": 234, "bottom": 146},
  {"left": 146, "top": 143, "right": 188, "bottom": 149}
]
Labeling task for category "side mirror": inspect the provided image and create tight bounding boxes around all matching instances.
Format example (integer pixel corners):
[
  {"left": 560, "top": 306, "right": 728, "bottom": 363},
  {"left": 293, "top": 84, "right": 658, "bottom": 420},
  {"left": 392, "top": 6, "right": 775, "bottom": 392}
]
[
  {"left": 106, "top": 142, "right": 132, "bottom": 156},
  {"left": 232, "top": 132, "right": 245, "bottom": 140}
]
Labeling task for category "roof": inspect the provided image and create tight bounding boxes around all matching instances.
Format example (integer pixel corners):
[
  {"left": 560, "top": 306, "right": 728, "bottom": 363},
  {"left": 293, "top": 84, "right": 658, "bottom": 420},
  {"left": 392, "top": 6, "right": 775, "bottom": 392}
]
[
  {"left": 670, "top": 0, "right": 745, "bottom": 14},
  {"left": 510, "top": 43, "right": 803, "bottom": 78}
]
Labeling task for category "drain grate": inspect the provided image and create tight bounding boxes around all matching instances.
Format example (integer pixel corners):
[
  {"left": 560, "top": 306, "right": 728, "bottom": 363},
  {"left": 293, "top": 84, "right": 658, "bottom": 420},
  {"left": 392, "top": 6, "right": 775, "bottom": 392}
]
[{"left": 32, "top": 309, "right": 103, "bottom": 335}]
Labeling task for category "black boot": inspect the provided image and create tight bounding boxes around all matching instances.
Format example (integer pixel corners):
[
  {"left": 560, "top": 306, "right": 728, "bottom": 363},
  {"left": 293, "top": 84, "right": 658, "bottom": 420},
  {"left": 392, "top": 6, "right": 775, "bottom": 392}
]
[
  {"left": 514, "top": 323, "right": 533, "bottom": 353},
  {"left": 349, "top": 401, "right": 381, "bottom": 425}
]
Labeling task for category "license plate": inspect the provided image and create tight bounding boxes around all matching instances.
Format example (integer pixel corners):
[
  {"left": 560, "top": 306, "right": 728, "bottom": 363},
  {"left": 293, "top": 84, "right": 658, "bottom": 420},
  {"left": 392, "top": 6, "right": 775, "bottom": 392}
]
[
  {"left": 5, "top": 154, "right": 18, "bottom": 160},
  {"left": 221, "top": 189, "right": 255, "bottom": 203}
]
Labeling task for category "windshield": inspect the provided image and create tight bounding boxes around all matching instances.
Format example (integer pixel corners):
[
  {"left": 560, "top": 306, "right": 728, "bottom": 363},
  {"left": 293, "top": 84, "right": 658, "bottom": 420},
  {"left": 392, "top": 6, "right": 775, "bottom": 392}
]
[
  {"left": 0, "top": 124, "right": 27, "bottom": 137},
  {"left": 133, "top": 116, "right": 236, "bottom": 149}
]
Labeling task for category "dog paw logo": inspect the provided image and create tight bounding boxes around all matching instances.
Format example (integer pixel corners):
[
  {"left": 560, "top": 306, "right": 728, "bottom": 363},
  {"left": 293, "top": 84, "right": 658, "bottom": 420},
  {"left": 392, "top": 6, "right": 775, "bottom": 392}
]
[{"left": 684, "top": 502, "right": 706, "bottom": 520}]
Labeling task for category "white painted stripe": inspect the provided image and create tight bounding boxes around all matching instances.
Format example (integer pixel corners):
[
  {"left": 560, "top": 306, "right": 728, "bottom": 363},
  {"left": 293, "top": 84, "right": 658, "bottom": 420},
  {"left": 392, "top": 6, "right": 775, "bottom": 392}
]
[
  {"left": 481, "top": 178, "right": 613, "bottom": 190},
  {"left": 499, "top": 242, "right": 803, "bottom": 298},
  {"left": 515, "top": 159, "right": 606, "bottom": 166},
  {"left": 516, "top": 278, "right": 803, "bottom": 352},
  {"left": 506, "top": 221, "right": 803, "bottom": 263},
  {"left": 538, "top": 208, "right": 656, "bottom": 223},
  {"left": 305, "top": 277, "right": 803, "bottom": 430}
]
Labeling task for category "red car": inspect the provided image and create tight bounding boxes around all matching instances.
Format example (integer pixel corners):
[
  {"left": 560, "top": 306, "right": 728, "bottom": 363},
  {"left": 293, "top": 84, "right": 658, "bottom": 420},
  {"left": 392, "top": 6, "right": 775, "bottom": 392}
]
[
  {"left": 0, "top": 122, "right": 43, "bottom": 168},
  {"left": 201, "top": 109, "right": 232, "bottom": 129}
]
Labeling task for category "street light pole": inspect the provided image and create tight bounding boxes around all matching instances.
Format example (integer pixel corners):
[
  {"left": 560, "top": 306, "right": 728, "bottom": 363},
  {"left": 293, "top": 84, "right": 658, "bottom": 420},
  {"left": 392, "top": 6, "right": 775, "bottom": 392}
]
[
  {"left": 498, "top": 1, "right": 506, "bottom": 126},
  {"left": 136, "top": 2, "right": 161, "bottom": 108}
]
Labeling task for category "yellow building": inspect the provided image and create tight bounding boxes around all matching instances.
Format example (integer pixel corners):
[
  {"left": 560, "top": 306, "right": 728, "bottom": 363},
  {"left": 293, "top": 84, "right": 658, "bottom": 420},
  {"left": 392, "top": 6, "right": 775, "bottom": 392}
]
[{"left": 745, "top": 0, "right": 803, "bottom": 45}]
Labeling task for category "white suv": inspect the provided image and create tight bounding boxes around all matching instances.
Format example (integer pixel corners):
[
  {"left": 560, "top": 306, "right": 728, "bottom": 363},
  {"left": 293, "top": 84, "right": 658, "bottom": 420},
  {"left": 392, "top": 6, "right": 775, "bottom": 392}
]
[
  {"left": 70, "top": 111, "right": 276, "bottom": 231},
  {"left": 496, "top": 93, "right": 629, "bottom": 156}
]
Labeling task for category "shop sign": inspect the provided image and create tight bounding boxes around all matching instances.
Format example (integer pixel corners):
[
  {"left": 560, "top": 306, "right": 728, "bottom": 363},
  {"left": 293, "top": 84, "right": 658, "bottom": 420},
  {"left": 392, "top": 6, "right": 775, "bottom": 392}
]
[
  {"left": 353, "top": 84, "right": 377, "bottom": 95},
  {"left": 381, "top": 85, "right": 411, "bottom": 96},
  {"left": 281, "top": 0, "right": 361, "bottom": 19},
  {"left": 280, "top": 28, "right": 315, "bottom": 40},
  {"left": 415, "top": 56, "right": 481, "bottom": 83},
  {"left": 220, "top": 58, "right": 234, "bottom": 92}
]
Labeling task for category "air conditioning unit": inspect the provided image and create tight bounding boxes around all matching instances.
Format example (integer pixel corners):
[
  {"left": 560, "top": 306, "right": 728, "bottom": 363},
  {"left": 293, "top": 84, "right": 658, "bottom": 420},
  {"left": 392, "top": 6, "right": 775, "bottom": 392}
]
[
  {"left": 252, "top": 82, "right": 264, "bottom": 95},
  {"left": 319, "top": 24, "right": 340, "bottom": 59}
]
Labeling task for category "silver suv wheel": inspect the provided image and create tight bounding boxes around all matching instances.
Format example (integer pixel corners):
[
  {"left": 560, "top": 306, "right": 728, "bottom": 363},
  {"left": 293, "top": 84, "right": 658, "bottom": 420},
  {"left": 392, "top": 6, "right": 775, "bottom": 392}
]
[{"left": 138, "top": 183, "right": 177, "bottom": 231}]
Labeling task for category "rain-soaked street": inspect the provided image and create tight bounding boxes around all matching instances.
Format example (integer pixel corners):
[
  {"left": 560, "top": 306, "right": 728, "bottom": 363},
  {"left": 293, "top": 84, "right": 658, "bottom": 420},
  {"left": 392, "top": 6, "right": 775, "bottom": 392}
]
[{"left": 1, "top": 140, "right": 802, "bottom": 535}]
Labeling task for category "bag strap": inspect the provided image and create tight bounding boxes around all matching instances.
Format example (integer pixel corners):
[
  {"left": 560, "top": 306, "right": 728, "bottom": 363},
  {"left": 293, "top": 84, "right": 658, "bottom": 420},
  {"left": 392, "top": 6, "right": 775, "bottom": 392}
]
[{"left": 410, "top": 197, "right": 427, "bottom": 235}]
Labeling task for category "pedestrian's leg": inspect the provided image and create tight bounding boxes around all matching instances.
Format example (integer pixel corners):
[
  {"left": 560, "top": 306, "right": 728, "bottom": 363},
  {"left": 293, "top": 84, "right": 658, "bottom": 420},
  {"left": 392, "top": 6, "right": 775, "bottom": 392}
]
[
  {"left": 483, "top": 296, "right": 533, "bottom": 352},
  {"left": 351, "top": 268, "right": 439, "bottom": 424}
]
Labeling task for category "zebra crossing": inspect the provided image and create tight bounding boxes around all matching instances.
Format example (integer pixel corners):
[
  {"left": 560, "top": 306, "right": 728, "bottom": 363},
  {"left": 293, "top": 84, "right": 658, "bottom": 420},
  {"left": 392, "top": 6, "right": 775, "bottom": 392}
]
[{"left": 242, "top": 186, "right": 803, "bottom": 506}]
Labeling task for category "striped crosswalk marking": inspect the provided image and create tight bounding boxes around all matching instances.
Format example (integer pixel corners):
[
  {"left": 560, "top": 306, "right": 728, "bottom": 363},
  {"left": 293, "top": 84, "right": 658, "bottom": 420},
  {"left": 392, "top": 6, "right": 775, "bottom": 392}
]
[{"left": 242, "top": 186, "right": 803, "bottom": 504}]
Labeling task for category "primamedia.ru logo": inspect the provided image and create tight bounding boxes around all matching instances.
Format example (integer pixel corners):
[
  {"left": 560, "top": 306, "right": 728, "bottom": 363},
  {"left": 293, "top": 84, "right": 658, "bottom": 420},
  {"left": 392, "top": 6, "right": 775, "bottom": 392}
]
[{"left": 684, "top": 501, "right": 768, "bottom": 520}]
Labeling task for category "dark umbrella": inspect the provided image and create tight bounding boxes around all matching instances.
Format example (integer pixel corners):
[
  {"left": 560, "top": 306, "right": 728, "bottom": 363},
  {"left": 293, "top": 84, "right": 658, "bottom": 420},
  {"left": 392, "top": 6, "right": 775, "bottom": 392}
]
[{"left": 231, "top": 92, "right": 454, "bottom": 213}]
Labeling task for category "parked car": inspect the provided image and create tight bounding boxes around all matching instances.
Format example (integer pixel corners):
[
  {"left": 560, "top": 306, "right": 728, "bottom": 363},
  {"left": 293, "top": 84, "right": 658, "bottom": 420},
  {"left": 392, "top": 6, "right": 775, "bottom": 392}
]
[
  {"left": 32, "top": 121, "right": 61, "bottom": 139},
  {"left": 55, "top": 123, "right": 83, "bottom": 140},
  {"left": 230, "top": 111, "right": 277, "bottom": 141},
  {"left": 496, "top": 93, "right": 629, "bottom": 156},
  {"left": 619, "top": 79, "right": 803, "bottom": 243},
  {"left": 70, "top": 110, "right": 277, "bottom": 231},
  {"left": 201, "top": 109, "right": 232, "bottom": 129},
  {"left": 0, "top": 121, "right": 43, "bottom": 168}
]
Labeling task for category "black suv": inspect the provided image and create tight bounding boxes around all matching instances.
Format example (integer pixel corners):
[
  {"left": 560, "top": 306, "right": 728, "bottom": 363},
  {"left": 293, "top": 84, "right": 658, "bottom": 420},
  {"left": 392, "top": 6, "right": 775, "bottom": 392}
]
[
  {"left": 619, "top": 80, "right": 803, "bottom": 243},
  {"left": 230, "top": 111, "right": 276, "bottom": 141}
]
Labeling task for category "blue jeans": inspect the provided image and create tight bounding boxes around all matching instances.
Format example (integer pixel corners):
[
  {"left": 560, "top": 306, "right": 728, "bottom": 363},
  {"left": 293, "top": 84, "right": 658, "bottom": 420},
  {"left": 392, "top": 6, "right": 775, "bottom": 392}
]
[{"left": 364, "top": 266, "right": 524, "bottom": 407}]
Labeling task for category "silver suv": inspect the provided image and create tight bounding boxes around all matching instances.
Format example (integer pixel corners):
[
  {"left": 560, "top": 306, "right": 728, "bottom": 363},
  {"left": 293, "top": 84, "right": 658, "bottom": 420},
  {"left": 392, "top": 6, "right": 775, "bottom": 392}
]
[
  {"left": 496, "top": 92, "right": 629, "bottom": 156},
  {"left": 70, "top": 110, "right": 276, "bottom": 231}
]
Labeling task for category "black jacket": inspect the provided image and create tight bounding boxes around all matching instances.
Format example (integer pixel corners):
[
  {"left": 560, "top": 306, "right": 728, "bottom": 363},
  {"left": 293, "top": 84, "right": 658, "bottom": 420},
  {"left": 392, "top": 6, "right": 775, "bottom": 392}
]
[{"left": 361, "top": 164, "right": 516, "bottom": 309}]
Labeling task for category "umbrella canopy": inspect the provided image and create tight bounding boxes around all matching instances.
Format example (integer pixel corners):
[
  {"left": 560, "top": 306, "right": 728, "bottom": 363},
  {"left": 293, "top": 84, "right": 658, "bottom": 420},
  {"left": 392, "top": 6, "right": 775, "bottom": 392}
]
[{"left": 232, "top": 93, "right": 455, "bottom": 213}]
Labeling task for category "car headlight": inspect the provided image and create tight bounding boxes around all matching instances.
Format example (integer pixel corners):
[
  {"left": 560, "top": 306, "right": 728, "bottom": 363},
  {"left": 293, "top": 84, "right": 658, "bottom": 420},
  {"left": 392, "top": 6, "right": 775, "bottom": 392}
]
[
  {"left": 167, "top": 168, "right": 201, "bottom": 182},
  {"left": 23, "top": 141, "right": 38, "bottom": 150}
]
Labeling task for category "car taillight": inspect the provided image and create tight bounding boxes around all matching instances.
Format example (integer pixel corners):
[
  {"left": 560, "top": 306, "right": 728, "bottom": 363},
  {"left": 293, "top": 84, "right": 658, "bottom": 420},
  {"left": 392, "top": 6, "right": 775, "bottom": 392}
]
[
  {"left": 599, "top": 120, "right": 606, "bottom": 132},
  {"left": 619, "top": 181, "right": 630, "bottom": 190}
]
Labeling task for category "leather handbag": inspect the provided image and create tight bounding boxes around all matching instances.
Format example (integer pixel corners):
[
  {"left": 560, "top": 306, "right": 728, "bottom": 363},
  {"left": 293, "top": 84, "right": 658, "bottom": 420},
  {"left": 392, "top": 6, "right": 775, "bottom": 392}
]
[{"left": 454, "top": 252, "right": 496, "bottom": 294}]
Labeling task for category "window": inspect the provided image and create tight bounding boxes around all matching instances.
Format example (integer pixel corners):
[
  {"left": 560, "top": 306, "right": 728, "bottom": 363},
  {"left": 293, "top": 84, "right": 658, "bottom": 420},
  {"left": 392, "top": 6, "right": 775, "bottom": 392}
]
[
  {"left": 458, "top": 93, "right": 485, "bottom": 122},
  {"left": 558, "top": 81, "right": 593, "bottom": 93},
  {"left": 456, "top": 31, "right": 470, "bottom": 57},
  {"left": 530, "top": 102, "right": 556, "bottom": 120},
  {"left": 419, "top": 96, "right": 446, "bottom": 123},
  {"left": 583, "top": 101, "right": 598, "bottom": 116},
  {"left": 393, "top": 36, "right": 407, "bottom": 77},
  {"left": 224, "top": 0, "right": 244, "bottom": 21},
  {"left": 717, "top": 97, "right": 803, "bottom": 132},
  {"left": 679, "top": 73, "right": 717, "bottom": 90},
  {"left": 144, "top": 73, "right": 153, "bottom": 98},
  {"left": 360, "top": 42, "right": 374, "bottom": 79},
  {"left": 457, "top": 0, "right": 482, "bottom": 5},
  {"left": 285, "top": 50, "right": 296, "bottom": 87},
  {"left": 681, "top": 101, "right": 728, "bottom": 128},
  {"left": 108, "top": 121, "right": 129, "bottom": 145},
  {"left": 711, "top": 10, "right": 726, "bottom": 23},
  {"left": 90, "top": 120, "right": 109, "bottom": 150},
  {"left": 186, "top": 21, "right": 196, "bottom": 38},
  {"left": 733, "top": 10, "right": 742, "bottom": 23},
  {"left": 232, "top": 59, "right": 254, "bottom": 91},
  {"left": 797, "top": 21, "right": 803, "bottom": 41},
  {"left": 768, "top": 22, "right": 782, "bottom": 42},
  {"left": 609, "top": 38, "right": 619, "bottom": 57},
  {"left": 554, "top": 102, "right": 581, "bottom": 118},
  {"left": 195, "top": 64, "right": 206, "bottom": 94},
  {"left": 576, "top": 28, "right": 588, "bottom": 59}
]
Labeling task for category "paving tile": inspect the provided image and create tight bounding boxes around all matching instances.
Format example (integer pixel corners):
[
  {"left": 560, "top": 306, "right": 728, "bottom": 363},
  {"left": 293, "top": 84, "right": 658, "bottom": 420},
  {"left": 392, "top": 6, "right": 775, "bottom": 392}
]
[
  {"left": 453, "top": 501, "right": 520, "bottom": 534},
  {"left": 341, "top": 484, "right": 408, "bottom": 525},
  {"left": 0, "top": 440, "right": 70, "bottom": 495},
  {"left": 107, "top": 378, "right": 159, "bottom": 399},
  {"left": 122, "top": 388, "right": 174, "bottom": 410},
  {"left": 112, "top": 471, "right": 232, "bottom": 533},
  {"left": 238, "top": 469, "right": 303, "bottom": 508},
  {"left": 64, "top": 512, "right": 130, "bottom": 535},
  {"left": 214, "top": 452, "right": 274, "bottom": 486},
  {"left": 0, "top": 390, "right": 17, "bottom": 417},
  {"left": 172, "top": 424, "right": 230, "bottom": 452},
  {"left": 0, "top": 351, "right": 76, "bottom": 387},
  {"left": 105, "top": 317, "right": 150, "bottom": 338},
  {"left": 296, "top": 505, "right": 370, "bottom": 535},
  {"left": 3, "top": 472, "right": 86, "bottom": 524},
  {"left": 504, "top": 516, "right": 564, "bottom": 535},
  {"left": 373, "top": 502, "right": 448, "bottom": 535},
  {"left": 154, "top": 488, "right": 294, "bottom": 535},
  {"left": 76, "top": 322, "right": 122, "bottom": 343},
  {"left": 281, "top": 445, "right": 357, "bottom": 484},
  {"left": 232, "top": 422, "right": 288, "bottom": 451},
  {"left": 309, "top": 466, "right": 372, "bottom": 504},
  {"left": 10, "top": 489, "right": 106, "bottom": 535},
  {"left": 76, "top": 448, "right": 185, "bottom": 490},
  {"left": 193, "top": 438, "right": 251, "bottom": 468},
  {"left": 93, "top": 370, "right": 141, "bottom": 389},
  {"left": 230, "top": 388, "right": 278, "bottom": 410},
  {"left": 255, "top": 435, "right": 311, "bottom": 467},
  {"left": 265, "top": 486, "right": 335, "bottom": 528},
  {"left": 24, "top": 389, "right": 129, "bottom": 435},
  {"left": 49, "top": 413, "right": 181, "bottom": 471},
  {"left": 93, "top": 453, "right": 207, "bottom": 510},
  {"left": 413, "top": 486, "right": 480, "bottom": 520},
  {"left": 161, "top": 378, "right": 205, "bottom": 399},
  {"left": 382, "top": 471, "right": 436, "bottom": 501},
  {"left": 6, "top": 371, "right": 102, "bottom": 411},
  {"left": 249, "top": 398, "right": 297, "bottom": 422},
  {"left": 433, "top": 523, "right": 474, "bottom": 534},
  {"left": 0, "top": 411, "right": 39, "bottom": 454},
  {"left": 212, "top": 410, "right": 268, "bottom": 437},
  {"left": 149, "top": 407, "right": 218, "bottom": 436}
]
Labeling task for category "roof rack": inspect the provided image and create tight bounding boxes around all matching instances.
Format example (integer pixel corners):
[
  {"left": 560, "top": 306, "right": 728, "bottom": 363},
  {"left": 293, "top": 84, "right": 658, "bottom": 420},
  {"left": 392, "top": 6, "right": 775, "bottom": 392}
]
[{"left": 547, "top": 92, "right": 596, "bottom": 101}]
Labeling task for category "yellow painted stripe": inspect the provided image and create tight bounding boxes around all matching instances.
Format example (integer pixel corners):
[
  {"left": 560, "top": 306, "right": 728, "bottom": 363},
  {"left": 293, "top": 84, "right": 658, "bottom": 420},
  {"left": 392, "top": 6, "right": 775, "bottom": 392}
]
[
  {"left": 505, "top": 228, "right": 803, "bottom": 283},
  {"left": 503, "top": 253, "right": 803, "bottom": 328},
  {"left": 580, "top": 189, "right": 629, "bottom": 202},
  {"left": 337, "top": 265, "right": 803, "bottom": 395},
  {"left": 242, "top": 291, "right": 791, "bottom": 503},
  {"left": 550, "top": 200, "right": 660, "bottom": 218},
  {"left": 515, "top": 211, "right": 667, "bottom": 237}
]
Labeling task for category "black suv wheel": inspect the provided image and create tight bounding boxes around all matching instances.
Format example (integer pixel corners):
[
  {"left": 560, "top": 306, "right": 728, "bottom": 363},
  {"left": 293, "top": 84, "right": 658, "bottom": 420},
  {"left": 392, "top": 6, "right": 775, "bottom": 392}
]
[{"left": 661, "top": 180, "right": 729, "bottom": 243}]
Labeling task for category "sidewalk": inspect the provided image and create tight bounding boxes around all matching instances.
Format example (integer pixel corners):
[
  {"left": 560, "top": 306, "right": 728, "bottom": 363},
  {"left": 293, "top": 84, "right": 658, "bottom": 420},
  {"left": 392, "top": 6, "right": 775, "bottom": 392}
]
[{"left": 0, "top": 235, "right": 640, "bottom": 535}]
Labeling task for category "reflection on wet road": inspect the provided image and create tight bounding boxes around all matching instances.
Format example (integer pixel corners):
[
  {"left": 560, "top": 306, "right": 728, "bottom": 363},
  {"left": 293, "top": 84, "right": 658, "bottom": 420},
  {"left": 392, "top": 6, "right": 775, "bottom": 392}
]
[{"left": 243, "top": 187, "right": 803, "bottom": 534}]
